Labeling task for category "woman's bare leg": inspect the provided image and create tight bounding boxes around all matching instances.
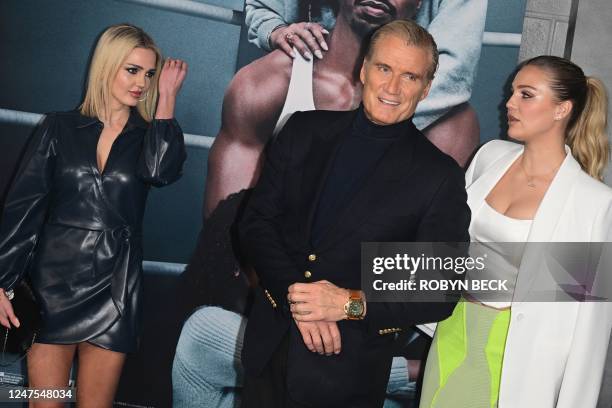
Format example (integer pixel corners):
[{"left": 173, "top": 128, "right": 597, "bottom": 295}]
[
  {"left": 75, "top": 342, "right": 126, "bottom": 408},
  {"left": 27, "top": 343, "right": 76, "bottom": 408}
]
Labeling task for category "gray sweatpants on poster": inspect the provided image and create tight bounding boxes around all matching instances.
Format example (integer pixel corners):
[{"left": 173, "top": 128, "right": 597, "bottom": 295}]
[{"left": 172, "top": 306, "right": 416, "bottom": 408}]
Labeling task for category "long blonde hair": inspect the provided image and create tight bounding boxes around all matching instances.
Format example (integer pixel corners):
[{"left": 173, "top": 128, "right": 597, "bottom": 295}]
[
  {"left": 519, "top": 56, "right": 609, "bottom": 180},
  {"left": 80, "top": 24, "right": 162, "bottom": 122}
]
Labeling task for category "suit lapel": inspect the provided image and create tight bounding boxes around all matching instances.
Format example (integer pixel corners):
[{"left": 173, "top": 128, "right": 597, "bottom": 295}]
[
  {"left": 524, "top": 146, "right": 579, "bottom": 242},
  {"left": 300, "top": 110, "right": 358, "bottom": 241},
  {"left": 466, "top": 146, "right": 522, "bottom": 213},
  {"left": 514, "top": 147, "right": 581, "bottom": 300}
]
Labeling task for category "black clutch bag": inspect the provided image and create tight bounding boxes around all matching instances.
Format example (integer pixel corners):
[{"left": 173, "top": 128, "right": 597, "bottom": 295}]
[{"left": 0, "top": 279, "right": 42, "bottom": 366}]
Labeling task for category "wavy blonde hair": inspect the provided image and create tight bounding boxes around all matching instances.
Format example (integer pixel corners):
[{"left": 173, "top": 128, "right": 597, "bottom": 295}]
[
  {"left": 520, "top": 56, "right": 609, "bottom": 180},
  {"left": 80, "top": 24, "right": 162, "bottom": 122}
]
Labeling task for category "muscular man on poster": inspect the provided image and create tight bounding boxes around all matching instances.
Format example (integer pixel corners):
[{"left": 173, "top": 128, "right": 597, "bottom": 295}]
[
  {"left": 173, "top": 1, "right": 473, "bottom": 406},
  {"left": 244, "top": 0, "right": 487, "bottom": 164},
  {"left": 238, "top": 20, "right": 470, "bottom": 406},
  {"left": 206, "top": 0, "right": 480, "bottom": 218}
]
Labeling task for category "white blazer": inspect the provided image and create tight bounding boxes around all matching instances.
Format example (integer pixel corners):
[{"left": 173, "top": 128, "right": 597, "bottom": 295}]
[{"left": 465, "top": 139, "right": 612, "bottom": 407}]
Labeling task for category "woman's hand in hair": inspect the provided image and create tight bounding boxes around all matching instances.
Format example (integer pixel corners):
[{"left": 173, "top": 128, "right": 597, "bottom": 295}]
[{"left": 155, "top": 58, "right": 188, "bottom": 119}]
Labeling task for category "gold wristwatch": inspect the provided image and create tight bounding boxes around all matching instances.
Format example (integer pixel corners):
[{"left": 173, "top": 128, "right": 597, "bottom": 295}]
[{"left": 344, "top": 290, "right": 365, "bottom": 320}]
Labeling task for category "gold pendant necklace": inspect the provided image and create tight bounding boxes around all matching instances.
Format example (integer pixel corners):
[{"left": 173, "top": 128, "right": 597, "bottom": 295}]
[
  {"left": 519, "top": 157, "right": 536, "bottom": 188},
  {"left": 520, "top": 156, "right": 561, "bottom": 188}
]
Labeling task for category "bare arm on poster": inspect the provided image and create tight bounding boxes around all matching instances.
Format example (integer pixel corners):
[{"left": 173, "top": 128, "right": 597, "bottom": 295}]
[
  {"left": 203, "top": 51, "right": 292, "bottom": 218},
  {"left": 414, "top": 0, "right": 487, "bottom": 157}
]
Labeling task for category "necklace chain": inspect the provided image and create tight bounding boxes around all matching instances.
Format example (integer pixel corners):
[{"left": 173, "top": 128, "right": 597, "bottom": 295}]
[
  {"left": 520, "top": 159, "right": 536, "bottom": 188},
  {"left": 520, "top": 156, "right": 561, "bottom": 188}
]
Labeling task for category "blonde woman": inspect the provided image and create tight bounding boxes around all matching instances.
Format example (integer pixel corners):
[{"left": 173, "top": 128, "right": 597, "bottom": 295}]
[
  {"left": 420, "top": 56, "right": 612, "bottom": 407},
  {"left": 0, "top": 24, "right": 187, "bottom": 406}
]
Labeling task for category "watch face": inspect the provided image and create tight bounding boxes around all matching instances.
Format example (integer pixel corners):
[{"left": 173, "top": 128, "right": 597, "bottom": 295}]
[{"left": 348, "top": 300, "right": 364, "bottom": 317}]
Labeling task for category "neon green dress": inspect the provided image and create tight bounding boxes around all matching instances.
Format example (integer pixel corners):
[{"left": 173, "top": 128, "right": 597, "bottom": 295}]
[{"left": 419, "top": 202, "right": 532, "bottom": 408}]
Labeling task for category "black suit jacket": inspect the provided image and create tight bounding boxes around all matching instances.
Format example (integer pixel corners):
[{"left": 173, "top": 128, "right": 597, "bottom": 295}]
[{"left": 239, "top": 109, "right": 470, "bottom": 406}]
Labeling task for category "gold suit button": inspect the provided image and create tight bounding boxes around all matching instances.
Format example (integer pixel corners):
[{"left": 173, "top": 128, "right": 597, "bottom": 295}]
[
  {"left": 308, "top": 254, "right": 317, "bottom": 262},
  {"left": 304, "top": 270, "right": 312, "bottom": 279}
]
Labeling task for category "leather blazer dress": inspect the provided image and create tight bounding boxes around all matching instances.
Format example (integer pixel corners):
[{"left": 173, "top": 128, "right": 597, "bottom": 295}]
[{"left": 0, "top": 109, "right": 186, "bottom": 352}]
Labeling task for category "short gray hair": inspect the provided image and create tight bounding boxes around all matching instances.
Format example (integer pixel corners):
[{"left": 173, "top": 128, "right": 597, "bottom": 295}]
[{"left": 366, "top": 19, "right": 439, "bottom": 80}]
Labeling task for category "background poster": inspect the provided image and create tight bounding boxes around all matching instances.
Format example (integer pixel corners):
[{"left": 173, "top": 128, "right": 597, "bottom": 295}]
[{"left": 3, "top": 1, "right": 605, "bottom": 407}]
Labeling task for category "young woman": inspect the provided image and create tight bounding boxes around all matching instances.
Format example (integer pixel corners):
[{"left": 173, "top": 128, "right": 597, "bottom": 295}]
[
  {"left": 0, "top": 24, "right": 187, "bottom": 406},
  {"left": 420, "top": 56, "right": 612, "bottom": 407}
]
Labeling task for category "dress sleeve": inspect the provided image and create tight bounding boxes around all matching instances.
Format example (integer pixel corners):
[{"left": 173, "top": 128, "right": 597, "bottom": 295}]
[
  {"left": 137, "top": 118, "right": 187, "bottom": 187},
  {"left": 413, "top": 0, "right": 488, "bottom": 130},
  {"left": 0, "top": 114, "right": 57, "bottom": 290}
]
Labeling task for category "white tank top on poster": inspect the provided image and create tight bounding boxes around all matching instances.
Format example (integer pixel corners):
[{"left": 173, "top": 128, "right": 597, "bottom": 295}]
[{"left": 273, "top": 48, "right": 316, "bottom": 136}]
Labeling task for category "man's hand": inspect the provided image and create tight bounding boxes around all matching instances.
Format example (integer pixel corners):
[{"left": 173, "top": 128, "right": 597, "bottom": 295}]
[
  {"left": 294, "top": 319, "right": 341, "bottom": 355},
  {"left": 288, "top": 280, "right": 349, "bottom": 322}
]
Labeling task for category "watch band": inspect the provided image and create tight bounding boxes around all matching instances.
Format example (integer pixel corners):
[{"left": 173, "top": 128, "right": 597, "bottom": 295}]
[{"left": 344, "top": 290, "right": 365, "bottom": 320}]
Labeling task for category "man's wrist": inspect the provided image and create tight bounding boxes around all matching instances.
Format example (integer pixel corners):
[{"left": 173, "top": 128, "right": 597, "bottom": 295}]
[
  {"left": 339, "top": 288, "right": 351, "bottom": 319},
  {"left": 361, "top": 290, "right": 367, "bottom": 318}
]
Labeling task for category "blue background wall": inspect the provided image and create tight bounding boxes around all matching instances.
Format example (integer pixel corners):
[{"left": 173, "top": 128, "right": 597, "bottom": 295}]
[
  {"left": 473, "top": 1, "right": 527, "bottom": 142},
  {"left": 0, "top": 0, "right": 526, "bottom": 265},
  {"left": 0, "top": 0, "right": 243, "bottom": 264}
]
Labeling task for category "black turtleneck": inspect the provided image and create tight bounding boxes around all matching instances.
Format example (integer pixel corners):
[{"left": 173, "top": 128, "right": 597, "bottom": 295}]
[{"left": 311, "top": 106, "right": 414, "bottom": 246}]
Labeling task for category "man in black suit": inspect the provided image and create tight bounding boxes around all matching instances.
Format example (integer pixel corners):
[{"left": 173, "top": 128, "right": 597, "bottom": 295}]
[{"left": 239, "top": 19, "right": 470, "bottom": 407}]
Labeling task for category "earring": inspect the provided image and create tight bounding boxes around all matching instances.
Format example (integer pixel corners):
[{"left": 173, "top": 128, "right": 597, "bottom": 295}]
[{"left": 138, "top": 92, "right": 148, "bottom": 102}]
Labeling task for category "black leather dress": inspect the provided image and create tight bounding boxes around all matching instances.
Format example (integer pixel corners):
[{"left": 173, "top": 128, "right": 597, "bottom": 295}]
[{"left": 0, "top": 109, "right": 186, "bottom": 352}]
